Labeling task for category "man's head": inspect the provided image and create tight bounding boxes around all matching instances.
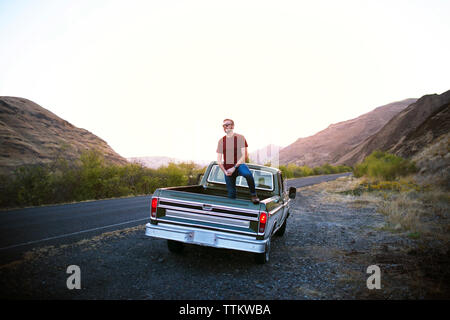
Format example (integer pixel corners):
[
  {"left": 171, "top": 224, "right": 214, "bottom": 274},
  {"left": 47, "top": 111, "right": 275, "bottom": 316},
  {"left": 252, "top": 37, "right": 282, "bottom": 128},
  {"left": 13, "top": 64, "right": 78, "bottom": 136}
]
[{"left": 222, "top": 118, "right": 234, "bottom": 134}]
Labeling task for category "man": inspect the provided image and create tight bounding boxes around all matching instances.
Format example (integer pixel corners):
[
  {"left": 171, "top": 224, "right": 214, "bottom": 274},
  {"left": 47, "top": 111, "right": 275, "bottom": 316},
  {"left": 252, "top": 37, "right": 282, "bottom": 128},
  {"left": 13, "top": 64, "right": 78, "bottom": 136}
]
[{"left": 216, "top": 119, "right": 260, "bottom": 204}]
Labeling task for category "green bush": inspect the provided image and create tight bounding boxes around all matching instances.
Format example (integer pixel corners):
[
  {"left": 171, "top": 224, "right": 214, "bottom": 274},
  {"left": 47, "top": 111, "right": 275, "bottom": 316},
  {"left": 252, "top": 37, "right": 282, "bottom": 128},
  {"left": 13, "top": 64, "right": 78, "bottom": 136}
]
[
  {"left": 354, "top": 151, "right": 417, "bottom": 181},
  {"left": 279, "top": 162, "right": 351, "bottom": 179},
  {"left": 0, "top": 149, "right": 206, "bottom": 209},
  {"left": 279, "top": 165, "right": 293, "bottom": 179},
  {"left": 12, "top": 165, "right": 53, "bottom": 206}
]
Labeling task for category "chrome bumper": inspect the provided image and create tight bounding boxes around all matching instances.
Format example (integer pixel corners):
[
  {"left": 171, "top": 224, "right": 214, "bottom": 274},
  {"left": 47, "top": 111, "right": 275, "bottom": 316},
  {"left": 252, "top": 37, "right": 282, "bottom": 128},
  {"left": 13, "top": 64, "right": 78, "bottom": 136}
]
[{"left": 145, "top": 222, "right": 267, "bottom": 253}]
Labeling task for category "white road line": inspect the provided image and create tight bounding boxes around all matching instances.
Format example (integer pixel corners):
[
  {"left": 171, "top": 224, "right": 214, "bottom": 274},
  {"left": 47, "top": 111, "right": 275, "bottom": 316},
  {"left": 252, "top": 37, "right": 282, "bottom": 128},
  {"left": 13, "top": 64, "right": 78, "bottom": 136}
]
[{"left": 0, "top": 217, "right": 149, "bottom": 251}]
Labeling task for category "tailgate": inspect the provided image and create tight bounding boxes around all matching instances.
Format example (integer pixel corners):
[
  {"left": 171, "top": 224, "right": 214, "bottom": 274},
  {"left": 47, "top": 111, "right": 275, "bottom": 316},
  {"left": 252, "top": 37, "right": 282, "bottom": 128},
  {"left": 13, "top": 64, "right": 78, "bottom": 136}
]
[{"left": 152, "top": 190, "right": 261, "bottom": 236}]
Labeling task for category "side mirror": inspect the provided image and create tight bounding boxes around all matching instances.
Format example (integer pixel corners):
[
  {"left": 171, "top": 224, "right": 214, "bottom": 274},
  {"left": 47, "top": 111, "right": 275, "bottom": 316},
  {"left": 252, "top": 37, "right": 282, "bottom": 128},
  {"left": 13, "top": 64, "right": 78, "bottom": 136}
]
[
  {"left": 288, "top": 187, "right": 296, "bottom": 199},
  {"left": 196, "top": 173, "right": 204, "bottom": 185}
]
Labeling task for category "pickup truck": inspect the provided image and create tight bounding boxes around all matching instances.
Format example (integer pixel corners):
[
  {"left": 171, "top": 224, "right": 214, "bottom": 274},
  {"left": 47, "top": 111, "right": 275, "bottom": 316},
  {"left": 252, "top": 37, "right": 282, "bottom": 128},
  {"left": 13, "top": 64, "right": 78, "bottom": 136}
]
[{"left": 145, "top": 161, "right": 296, "bottom": 264}]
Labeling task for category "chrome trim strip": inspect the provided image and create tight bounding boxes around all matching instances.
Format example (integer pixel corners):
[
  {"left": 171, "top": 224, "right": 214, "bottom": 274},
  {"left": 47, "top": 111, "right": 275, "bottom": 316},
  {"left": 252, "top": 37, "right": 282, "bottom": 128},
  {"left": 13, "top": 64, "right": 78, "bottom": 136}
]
[
  {"left": 260, "top": 195, "right": 279, "bottom": 205},
  {"left": 157, "top": 218, "right": 257, "bottom": 236},
  {"left": 269, "top": 205, "right": 284, "bottom": 216},
  {"left": 152, "top": 222, "right": 257, "bottom": 240},
  {"left": 165, "top": 209, "right": 250, "bottom": 228},
  {"left": 158, "top": 197, "right": 260, "bottom": 215},
  {"left": 159, "top": 204, "right": 259, "bottom": 221}
]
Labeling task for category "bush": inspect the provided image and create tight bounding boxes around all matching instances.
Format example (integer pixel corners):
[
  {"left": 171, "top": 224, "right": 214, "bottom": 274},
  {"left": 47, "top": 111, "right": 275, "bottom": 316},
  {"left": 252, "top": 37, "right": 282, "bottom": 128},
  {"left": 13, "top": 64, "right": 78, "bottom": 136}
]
[
  {"left": 279, "top": 162, "right": 351, "bottom": 179},
  {"left": 0, "top": 149, "right": 207, "bottom": 209},
  {"left": 11, "top": 165, "right": 53, "bottom": 206},
  {"left": 354, "top": 151, "right": 417, "bottom": 181}
]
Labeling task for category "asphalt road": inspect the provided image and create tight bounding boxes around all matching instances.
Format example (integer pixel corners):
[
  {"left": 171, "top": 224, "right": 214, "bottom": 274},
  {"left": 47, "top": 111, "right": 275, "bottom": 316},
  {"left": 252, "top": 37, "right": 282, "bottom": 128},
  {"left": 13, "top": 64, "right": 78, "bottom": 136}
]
[{"left": 0, "top": 172, "right": 351, "bottom": 264}]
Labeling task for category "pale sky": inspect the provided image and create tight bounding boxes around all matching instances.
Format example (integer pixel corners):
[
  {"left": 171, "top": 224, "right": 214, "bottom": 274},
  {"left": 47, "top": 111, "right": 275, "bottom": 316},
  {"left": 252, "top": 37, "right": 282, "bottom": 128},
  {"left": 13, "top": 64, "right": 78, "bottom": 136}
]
[{"left": 1, "top": 0, "right": 449, "bottom": 162}]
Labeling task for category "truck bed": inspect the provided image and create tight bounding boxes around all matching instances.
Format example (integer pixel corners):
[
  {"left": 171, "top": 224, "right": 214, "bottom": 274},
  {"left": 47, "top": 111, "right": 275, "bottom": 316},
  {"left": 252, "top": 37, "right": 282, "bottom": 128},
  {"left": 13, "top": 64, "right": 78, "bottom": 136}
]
[{"left": 164, "top": 184, "right": 274, "bottom": 202}]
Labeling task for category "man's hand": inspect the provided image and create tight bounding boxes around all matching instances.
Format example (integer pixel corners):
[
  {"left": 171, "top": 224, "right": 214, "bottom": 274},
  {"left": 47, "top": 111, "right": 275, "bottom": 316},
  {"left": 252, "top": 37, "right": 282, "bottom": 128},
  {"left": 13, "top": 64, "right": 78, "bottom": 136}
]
[
  {"left": 221, "top": 167, "right": 232, "bottom": 176},
  {"left": 226, "top": 167, "right": 236, "bottom": 176}
]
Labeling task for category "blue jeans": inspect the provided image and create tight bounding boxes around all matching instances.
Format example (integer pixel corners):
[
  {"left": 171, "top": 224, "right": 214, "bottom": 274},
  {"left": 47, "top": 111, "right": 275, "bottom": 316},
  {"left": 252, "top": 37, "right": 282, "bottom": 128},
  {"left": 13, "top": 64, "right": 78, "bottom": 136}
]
[{"left": 224, "top": 164, "right": 257, "bottom": 199}]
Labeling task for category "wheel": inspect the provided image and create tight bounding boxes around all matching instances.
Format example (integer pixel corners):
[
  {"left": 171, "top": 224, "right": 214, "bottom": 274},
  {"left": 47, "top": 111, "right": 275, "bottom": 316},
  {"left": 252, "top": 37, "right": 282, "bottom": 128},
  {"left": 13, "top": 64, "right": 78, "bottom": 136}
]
[
  {"left": 167, "top": 240, "right": 184, "bottom": 254},
  {"left": 254, "top": 238, "right": 271, "bottom": 264},
  {"left": 275, "top": 217, "right": 287, "bottom": 237}
]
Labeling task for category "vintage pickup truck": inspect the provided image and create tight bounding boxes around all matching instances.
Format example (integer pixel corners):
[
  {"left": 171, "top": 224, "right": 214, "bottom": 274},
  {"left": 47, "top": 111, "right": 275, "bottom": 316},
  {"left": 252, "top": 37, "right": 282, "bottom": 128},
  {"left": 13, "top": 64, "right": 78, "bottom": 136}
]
[{"left": 145, "top": 161, "right": 296, "bottom": 264}]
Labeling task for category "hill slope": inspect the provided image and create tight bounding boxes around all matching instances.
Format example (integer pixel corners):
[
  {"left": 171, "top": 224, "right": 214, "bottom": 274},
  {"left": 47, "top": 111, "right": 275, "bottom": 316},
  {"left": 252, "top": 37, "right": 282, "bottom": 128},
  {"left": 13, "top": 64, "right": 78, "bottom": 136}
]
[
  {"left": 336, "top": 90, "right": 450, "bottom": 166},
  {"left": 279, "top": 98, "right": 417, "bottom": 167},
  {"left": 0, "top": 96, "right": 127, "bottom": 174},
  {"left": 393, "top": 102, "right": 450, "bottom": 159}
]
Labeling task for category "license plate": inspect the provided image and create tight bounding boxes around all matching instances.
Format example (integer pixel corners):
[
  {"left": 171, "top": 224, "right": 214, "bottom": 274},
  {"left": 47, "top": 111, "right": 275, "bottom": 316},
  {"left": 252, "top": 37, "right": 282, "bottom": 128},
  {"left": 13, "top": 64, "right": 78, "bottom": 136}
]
[{"left": 193, "top": 231, "right": 216, "bottom": 246}]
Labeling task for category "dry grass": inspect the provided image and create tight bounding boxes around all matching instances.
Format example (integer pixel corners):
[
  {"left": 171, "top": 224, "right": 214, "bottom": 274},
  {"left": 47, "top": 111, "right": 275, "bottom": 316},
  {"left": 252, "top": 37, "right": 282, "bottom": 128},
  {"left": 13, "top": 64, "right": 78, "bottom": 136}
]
[
  {"left": 377, "top": 194, "right": 423, "bottom": 233},
  {"left": 375, "top": 187, "right": 450, "bottom": 244},
  {"left": 308, "top": 174, "right": 450, "bottom": 244},
  {"left": 302, "top": 173, "right": 450, "bottom": 298},
  {"left": 306, "top": 175, "right": 361, "bottom": 194},
  {"left": 303, "top": 176, "right": 364, "bottom": 204}
]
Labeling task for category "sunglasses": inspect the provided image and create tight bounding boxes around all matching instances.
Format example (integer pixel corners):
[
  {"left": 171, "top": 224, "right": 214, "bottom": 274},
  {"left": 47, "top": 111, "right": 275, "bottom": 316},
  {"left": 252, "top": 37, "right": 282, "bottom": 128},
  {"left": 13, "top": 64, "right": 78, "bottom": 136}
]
[{"left": 223, "top": 123, "right": 233, "bottom": 127}]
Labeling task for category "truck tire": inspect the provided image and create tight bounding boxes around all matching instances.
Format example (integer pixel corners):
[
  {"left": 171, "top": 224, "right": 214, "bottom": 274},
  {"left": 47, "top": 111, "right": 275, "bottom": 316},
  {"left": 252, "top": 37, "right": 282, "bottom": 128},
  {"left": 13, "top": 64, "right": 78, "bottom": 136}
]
[
  {"left": 254, "top": 238, "right": 271, "bottom": 264},
  {"left": 275, "top": 217, "right": 287, "bottom": 237},
  {"left": 167, "top": 240, "right": 184, "bottom": 254}
]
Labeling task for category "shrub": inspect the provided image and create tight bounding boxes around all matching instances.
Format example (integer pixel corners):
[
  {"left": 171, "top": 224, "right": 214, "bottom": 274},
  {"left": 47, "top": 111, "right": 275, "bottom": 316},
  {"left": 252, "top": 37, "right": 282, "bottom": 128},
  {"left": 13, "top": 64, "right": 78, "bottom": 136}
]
[
  {"left": 354, "top": 151, "right": 417, "bottom": 181},
  {"left": 13, "top": 165, "right": 53, "bottom": 206},
  {"left": 279, "top": 163, "right": 351, "bottom": 179},
  {"left": 0, "top": 149, "right": 207, "bottom": 209}
]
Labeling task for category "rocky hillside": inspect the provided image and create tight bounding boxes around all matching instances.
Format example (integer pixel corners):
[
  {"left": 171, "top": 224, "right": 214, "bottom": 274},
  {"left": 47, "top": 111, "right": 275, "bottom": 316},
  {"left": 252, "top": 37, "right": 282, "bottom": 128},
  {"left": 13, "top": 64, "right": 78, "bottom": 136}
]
[
  {"left": 393, "top": 102, "right": 449, "bottom": 159},
  {"left": 0, "top": 97, "right": 128, "bottom": 175},
  {"left": 279, "top": 98, "right": 417, "bottom": 167},
  {"left": 336, "top": 90, "right": 450, "bottom": 166}
]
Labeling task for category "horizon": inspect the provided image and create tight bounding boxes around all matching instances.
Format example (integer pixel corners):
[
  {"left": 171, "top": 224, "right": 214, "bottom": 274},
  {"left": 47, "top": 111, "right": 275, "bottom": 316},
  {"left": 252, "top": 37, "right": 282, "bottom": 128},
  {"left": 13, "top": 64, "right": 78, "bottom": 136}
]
[{"left": 1, "top": 1, "right": 449, "bottom": 162}]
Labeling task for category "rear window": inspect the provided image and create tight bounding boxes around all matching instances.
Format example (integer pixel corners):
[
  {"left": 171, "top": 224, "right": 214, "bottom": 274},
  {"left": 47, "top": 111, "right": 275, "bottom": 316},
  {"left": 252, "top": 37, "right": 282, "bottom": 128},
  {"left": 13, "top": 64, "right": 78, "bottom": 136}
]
[{"left": 207, "top": 165, "right": 274, "bottom": 191}]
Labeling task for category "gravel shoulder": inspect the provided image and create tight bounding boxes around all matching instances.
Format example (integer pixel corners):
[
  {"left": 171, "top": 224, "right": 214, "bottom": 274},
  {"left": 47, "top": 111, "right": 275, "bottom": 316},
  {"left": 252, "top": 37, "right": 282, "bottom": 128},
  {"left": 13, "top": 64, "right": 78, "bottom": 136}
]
[{"left": 1, "top": 176, "right": 447, "bottom": 299}]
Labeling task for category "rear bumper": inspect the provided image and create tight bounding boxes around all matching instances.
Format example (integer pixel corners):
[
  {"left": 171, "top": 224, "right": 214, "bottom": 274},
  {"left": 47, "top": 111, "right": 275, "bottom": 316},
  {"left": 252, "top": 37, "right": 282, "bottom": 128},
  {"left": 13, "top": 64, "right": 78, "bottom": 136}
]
[{"left": 145, "top": 222, "right": 267, "bottom": 253}]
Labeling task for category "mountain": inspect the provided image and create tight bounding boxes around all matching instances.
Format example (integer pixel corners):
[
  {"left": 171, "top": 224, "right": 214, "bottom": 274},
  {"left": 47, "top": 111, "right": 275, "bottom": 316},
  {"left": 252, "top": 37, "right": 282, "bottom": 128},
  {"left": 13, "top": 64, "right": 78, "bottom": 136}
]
[
  {"left": 279, "top": 98, "right": 417, "bottom": 167},
  {"left": 127, "top": 156, "right": 211, "bottom": 169},
  {"left": 336, "top": 90, "right": 450, "bottom": 166},
  {"left": 0, "top": 96, "right": 128, "bottom": 175}
]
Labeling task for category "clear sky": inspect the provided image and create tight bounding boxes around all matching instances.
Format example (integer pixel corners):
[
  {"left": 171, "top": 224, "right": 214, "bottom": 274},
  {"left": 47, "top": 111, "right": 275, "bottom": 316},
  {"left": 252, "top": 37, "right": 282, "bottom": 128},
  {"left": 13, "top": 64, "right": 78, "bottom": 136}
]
[{"left": 1, "top": 0, "right": 449, "bottom": 162}]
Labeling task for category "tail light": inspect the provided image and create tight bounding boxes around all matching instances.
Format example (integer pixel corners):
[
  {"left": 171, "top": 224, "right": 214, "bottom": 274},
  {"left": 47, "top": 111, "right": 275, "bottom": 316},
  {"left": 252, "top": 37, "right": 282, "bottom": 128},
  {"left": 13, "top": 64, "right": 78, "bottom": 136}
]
[
  {"left": 259, "top": 212, "right": 268, "bottom": 233},
  {"left": 151, "top": 197, "right": 158, "bottom": 219}
]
